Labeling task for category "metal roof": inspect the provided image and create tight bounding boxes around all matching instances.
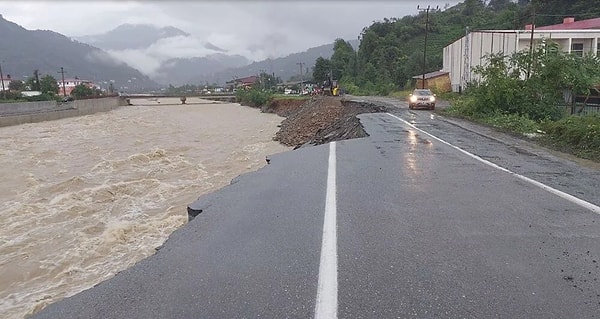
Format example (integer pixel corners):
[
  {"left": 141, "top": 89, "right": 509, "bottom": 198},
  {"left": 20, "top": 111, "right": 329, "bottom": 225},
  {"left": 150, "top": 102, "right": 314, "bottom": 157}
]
[
  {"left": 412, "top": 71, "right": 449, "bottom": 80},
  {"left": 537, "top": 17, "right": 600, "bottom": 30}
]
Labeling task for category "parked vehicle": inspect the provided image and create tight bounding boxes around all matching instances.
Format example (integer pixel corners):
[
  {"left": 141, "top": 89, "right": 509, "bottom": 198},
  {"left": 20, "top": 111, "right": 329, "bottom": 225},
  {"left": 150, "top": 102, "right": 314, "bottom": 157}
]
[{"left": 408, "top": 89, "right": 436, "bottom": 110}]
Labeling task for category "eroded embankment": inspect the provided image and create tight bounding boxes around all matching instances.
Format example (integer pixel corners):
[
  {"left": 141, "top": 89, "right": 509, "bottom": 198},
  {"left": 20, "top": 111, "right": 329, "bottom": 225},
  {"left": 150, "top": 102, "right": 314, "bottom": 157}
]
[{"left": 263, "top": 96, "right": 387, "bottom": 148}]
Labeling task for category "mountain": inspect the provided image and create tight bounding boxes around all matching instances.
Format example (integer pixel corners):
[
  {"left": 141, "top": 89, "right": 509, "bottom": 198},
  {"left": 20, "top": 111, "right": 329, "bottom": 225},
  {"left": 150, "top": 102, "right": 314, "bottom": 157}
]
[
  {"left": 73, "top": 23, "right": 243, "bottom": 84},
  {"left": 201, "top": 40, "right": 360, "bottom": 85},
  {"left": 74, "top": 24, "right": 193, "bottom": 51},
  {"left": 0, "top": 15, "right": 159, "bottom": 92},
  {"left": 155, "top": 54, "right": 251, "bottom": 86}
]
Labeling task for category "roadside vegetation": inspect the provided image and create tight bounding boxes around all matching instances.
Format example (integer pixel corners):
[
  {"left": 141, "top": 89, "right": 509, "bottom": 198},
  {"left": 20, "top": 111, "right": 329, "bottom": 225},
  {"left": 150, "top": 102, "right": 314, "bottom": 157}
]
[
  {"left": 441, "top": 41, "right": 600, "bottom": 161},
  {"left": 235, "top": 87, "right": 273, "bottom": 108}
]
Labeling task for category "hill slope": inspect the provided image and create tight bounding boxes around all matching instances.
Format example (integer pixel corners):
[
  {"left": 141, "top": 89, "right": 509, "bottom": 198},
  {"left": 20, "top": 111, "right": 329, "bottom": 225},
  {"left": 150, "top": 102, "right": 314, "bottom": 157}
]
[
  {"left": 0, "top": 15, "right": 159, "bottom": 92},
  {"left": 202, "top": 40, "right": 360, "bottom": 85}
]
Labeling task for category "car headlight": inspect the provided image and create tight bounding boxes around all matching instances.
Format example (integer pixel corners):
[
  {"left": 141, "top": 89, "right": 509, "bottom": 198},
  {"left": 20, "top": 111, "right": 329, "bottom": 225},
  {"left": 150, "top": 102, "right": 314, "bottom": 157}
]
[
  {"left": 429, "top": 96, "right": 436, "bottom": 102},
  {"left": 410, "top": 96, "right": 417, "bottom": 102}
]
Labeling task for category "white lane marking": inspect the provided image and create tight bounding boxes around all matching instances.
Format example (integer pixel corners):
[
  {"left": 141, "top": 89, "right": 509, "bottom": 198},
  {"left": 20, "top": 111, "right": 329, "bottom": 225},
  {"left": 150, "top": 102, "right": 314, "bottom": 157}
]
[
  {"left": 386, "top": 113, "right": 600, "bottom": 214},
  {"left": 315, "top": 142, "right": 338, "bottom": 319}
]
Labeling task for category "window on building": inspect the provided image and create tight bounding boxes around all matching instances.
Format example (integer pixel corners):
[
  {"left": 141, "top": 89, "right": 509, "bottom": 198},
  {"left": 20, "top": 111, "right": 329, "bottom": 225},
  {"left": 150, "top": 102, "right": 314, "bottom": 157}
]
[{"left": 571, "top": 43, "right": 584, "bottom": 57}]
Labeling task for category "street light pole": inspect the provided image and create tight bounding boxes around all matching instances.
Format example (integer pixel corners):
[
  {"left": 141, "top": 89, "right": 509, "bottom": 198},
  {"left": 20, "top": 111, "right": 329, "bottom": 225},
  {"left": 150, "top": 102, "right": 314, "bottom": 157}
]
[{"left": 417, "top": 5, "right": 437, "bottom": 89}]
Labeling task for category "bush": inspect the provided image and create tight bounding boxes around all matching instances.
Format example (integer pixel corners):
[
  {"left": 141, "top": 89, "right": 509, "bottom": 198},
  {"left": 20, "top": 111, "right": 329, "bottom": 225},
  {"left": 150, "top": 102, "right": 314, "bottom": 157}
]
[
  {"left": 441, "top": 95, "right": 478, "bottom": 118},
  {"left": 235, "top": 88, "right": 272, "bottom": 107},
  {"left": 481, "top": 112, "right": 541, "bottom": 134},
  {"left": 541, "top": 114, "right": 600, "bottom": 160}
]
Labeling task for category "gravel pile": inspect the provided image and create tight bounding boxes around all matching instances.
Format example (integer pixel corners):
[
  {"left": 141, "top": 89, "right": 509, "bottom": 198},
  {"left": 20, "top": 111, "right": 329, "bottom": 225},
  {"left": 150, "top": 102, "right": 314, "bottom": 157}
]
[{"left": 270, "top": 96, "right": 387, "bottom": 149}]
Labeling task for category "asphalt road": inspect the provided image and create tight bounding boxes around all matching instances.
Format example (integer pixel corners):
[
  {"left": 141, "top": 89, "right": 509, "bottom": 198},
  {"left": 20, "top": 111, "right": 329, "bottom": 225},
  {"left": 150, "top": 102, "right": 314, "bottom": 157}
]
[{"left": 31, "top": 98, "right": 600, "bottom": 318}]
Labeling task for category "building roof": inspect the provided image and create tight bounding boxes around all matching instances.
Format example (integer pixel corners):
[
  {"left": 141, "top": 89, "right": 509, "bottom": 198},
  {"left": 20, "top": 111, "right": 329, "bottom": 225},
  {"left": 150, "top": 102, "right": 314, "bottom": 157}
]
[
  {"left": 537, "top": 17, "right": 600, "bottom": 30},
  {"left": 61, "top": 78, "right": 92, "bottom": 82},
  {"left": 412, "top": 71, "right": 449, "bottom": 80}
]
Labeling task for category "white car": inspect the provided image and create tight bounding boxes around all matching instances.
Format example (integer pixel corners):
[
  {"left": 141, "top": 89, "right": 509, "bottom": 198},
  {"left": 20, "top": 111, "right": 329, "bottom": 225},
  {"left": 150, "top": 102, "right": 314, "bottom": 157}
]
[{"left": 408, "top": 89, "right": 436, "bottom": 110}]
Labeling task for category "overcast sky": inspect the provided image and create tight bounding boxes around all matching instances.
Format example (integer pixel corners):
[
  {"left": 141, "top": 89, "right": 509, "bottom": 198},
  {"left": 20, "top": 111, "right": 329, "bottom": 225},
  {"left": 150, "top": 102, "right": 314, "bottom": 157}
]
[{"left": 2, "top": 1, "right": 463, "bottom": 76}]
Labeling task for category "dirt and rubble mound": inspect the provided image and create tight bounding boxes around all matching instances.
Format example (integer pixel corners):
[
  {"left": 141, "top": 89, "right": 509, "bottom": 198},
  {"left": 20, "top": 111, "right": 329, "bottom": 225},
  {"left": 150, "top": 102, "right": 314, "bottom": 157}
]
[
  {"left": 272, "top": 96, "right": 387, "bottom": 148},
  {"left": 261, "top": 98, "right": 308, "bottom": 117}
]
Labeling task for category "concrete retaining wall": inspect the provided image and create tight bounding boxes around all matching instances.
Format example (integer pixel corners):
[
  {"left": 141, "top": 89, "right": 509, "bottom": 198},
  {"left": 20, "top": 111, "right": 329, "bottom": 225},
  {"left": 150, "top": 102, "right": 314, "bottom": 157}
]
[
  {"left": 0, "top": 101, "right": 58, "bottom": 115},
  {"left": 0, "top": 97, "right": 128, "bottom": 128}
]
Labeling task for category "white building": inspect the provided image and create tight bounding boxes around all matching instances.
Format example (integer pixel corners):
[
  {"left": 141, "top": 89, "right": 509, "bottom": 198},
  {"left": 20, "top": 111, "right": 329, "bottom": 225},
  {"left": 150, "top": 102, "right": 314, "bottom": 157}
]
[
  {"left": 0, "top": 77, "right": 10, "bottom": 91},
  {"left": 443, "top": 17, "right": 600, "bottom": 92}
]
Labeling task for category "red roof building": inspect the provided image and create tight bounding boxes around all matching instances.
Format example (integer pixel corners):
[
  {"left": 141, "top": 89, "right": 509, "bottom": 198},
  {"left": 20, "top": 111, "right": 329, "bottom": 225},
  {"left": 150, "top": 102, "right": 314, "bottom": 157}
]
[
  {"left": 57, "top": 78, "right": 98, "bottom": 96},
  {"left": 226, "top": 75, "right": 259, "bottom": 90},
  {"left": 537, "top": 17, "right": 600, "bottom": 30}
]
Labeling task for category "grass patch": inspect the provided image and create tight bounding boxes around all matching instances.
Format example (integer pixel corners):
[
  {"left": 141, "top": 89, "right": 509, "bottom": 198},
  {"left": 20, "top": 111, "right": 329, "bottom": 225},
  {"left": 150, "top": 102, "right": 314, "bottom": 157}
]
[
  {"left": 442, "top": 96, "right": 600, "bottom": 162},
  {"left": 540, "top": 114, "right": 600, "bottom": 161},
  {"left": 479, "top": 113, "right": 541, "bottom": 135}
]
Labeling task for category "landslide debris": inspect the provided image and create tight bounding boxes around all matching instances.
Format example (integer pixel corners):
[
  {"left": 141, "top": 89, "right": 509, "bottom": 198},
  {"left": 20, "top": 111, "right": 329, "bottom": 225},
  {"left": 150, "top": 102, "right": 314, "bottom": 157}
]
[{"left": 264, "top": 96, "right": 387, "bottom": 149}]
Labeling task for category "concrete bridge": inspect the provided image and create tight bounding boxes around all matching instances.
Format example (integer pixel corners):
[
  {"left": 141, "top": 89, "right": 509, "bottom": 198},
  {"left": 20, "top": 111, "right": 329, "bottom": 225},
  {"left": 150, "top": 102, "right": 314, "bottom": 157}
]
[{"left": 125, "top": 94, "right": 237, "bottom": 103}]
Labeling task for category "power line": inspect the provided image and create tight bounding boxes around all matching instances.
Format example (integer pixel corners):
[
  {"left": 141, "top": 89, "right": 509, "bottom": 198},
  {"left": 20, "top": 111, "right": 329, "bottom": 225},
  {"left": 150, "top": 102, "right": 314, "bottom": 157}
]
[{"left": 417, "top": 4, "right": 438, "bottom": 89}]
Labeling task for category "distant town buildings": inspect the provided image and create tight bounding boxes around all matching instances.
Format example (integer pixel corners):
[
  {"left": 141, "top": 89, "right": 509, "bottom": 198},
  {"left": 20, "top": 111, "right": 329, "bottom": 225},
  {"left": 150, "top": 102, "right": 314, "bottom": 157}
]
[
  {"left": 225, "top": 75, "right": 259, "bottom": 91},
  {"left": 0, "top": 74, "right": 100, "bottom": 96},
  {"left": 443, "top": 17, "right": 600, "bottom": 92},
  {"left": 58, "top": 78, "right": 98, "bottom": 96}
]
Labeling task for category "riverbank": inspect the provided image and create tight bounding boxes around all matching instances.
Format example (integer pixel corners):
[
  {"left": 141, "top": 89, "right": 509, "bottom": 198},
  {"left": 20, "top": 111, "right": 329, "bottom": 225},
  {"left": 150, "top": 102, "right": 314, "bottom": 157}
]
[{"left": 0, "top": 97, "right": 128, "bottom": 127}]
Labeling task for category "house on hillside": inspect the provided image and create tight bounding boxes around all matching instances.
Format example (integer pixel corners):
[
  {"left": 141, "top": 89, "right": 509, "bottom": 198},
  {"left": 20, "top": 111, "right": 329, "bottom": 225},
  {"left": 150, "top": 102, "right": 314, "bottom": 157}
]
[
  {"left": 412, "top": 71, "right": 451, "bottom": 93},
  {"left": 443, "top": 17, "right": 600, "bottom": 92}
]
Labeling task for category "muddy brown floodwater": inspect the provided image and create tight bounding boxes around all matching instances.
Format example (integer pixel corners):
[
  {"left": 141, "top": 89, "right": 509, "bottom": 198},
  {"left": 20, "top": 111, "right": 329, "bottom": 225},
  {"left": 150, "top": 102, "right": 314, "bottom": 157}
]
[{"left": 0, "top": 98, "right": 290, "bottom": 318}]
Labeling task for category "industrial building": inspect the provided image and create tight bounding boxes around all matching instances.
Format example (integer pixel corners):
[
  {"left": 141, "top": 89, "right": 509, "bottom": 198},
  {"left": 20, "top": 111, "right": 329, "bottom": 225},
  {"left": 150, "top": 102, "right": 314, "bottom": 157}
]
[{"left": 442, "top": 17, "right": 600, "bottom": 92}]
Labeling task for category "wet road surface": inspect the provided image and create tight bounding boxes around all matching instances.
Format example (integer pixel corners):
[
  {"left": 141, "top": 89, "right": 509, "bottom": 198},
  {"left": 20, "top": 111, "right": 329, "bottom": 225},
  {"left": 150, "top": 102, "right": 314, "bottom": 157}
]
[{"left": 31, "top": 98, "right": 600, "bottom": 318}]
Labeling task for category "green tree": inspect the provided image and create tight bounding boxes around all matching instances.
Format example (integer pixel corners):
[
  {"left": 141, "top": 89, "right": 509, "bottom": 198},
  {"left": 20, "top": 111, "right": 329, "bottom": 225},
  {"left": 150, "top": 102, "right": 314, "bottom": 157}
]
[
  {"left": 330, "top": 38, "right": 357, "bottom": 80},
  {"left": 257, "top": 72, "right": 279, "bottom": 90},
  {"left": 40, "top": 75, "right": 59, "bottom": 95},
  {"left": 488, "top": 0, "right": 512, "bottom": 11},
  {"left": 8, "top": 80, "right": 25, "bottom": 92},
  {"left": 25, "top": 70, "right": 41, "bottom": 91},
  {"left": 71, "top": 84, "right": 93, "bottom": 98},
  {"left": 312, "top": 57, "right": 332, "bottom": 84}
]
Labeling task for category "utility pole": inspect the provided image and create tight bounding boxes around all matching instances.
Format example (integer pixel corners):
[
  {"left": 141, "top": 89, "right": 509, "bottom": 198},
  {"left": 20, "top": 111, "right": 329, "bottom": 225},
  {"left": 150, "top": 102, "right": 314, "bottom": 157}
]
[
  {"left": 417, "top": 5, "right": 437, "bottom": 89},
  {"left": 33, "top": 69, "right": 40, "bottom": 91},
  {"left": 462, "top": 26, "right": 470, "bottom": 94},
  {"left": 296, "top": 62, "right": 305, "bottom": 93},
  {"left": 59, "top": 67, "right": 67, "bottom": 96},
  {"left": 0, "top": 61, "right": 5, "bottom": 99},
  {"left": 526, "top": 7, "right": 536, "bottom": 79}
]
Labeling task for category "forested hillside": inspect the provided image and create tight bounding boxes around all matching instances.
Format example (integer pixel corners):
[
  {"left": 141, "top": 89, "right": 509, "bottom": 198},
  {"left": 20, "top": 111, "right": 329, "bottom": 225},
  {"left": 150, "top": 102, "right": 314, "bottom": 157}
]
[{"left": 319, "top": 0, "right": 600, "bottom": 94}]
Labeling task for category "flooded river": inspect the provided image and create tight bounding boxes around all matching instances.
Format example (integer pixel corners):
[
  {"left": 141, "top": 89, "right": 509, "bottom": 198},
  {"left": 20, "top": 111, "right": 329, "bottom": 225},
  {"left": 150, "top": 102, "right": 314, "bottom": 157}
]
[{"left": 0, "top": 98, "right": 290, "bottom": 318}]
